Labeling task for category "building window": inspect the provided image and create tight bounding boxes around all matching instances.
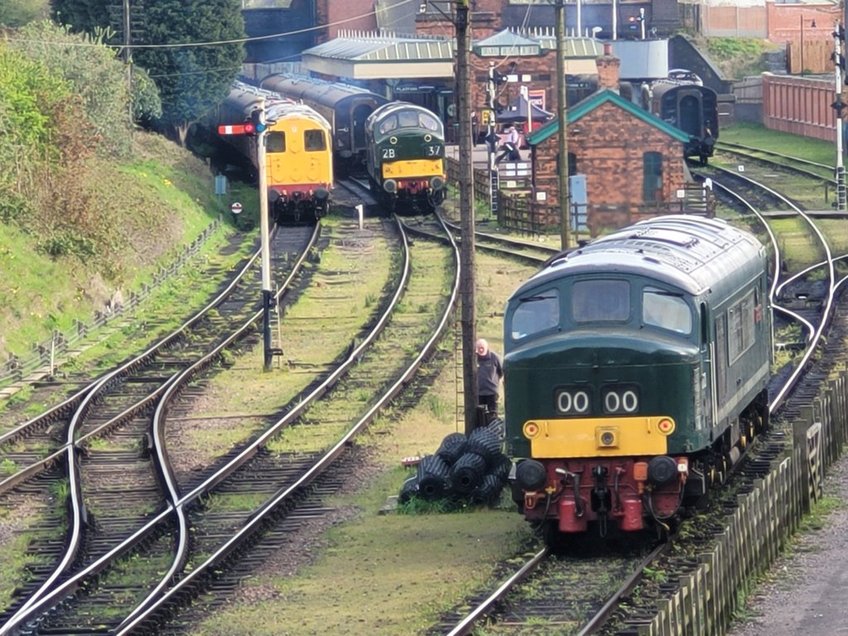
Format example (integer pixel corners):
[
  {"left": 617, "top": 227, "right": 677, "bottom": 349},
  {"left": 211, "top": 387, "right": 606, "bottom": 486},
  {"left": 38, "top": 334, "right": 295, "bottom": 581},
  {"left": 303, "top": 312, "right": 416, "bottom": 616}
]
[
  {"left": 555, "top": 152, "right": 577, "bottom": 177},
  {"left": 642, "top": 151, "right": 662, "bottom": 202}
]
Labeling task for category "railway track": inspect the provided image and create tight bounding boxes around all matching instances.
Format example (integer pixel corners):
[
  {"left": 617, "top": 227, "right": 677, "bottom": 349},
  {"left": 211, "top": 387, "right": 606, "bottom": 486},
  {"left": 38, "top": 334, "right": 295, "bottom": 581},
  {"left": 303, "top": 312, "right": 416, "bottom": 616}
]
[
  {"left": 436, "top": 155, "right": 841, "bottom": 635},
  {"left": 0, "top": 224, "right": 320, "bottom": 631},
  {"left": 2, "top": 215, "right": 461, "bottom": 634},
  {"left": 401, "top": 212, "right": 559, "bottom": 265},
  {"left": 717, "top": 140, "right": 836, "bottom": 184},
  {"left": 116, "top": 215, "right": 457, "bottom": 634}
]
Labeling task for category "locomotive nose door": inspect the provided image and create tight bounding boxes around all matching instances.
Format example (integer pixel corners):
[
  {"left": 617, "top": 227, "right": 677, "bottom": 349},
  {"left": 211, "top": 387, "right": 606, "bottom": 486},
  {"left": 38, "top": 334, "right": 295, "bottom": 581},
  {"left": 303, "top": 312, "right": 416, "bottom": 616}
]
[
  {"left": 700, "top": 302, "right": 716, "bottom": 431},
  {"left": 677, "top": 90, "right": 703, "bottom": 137}
]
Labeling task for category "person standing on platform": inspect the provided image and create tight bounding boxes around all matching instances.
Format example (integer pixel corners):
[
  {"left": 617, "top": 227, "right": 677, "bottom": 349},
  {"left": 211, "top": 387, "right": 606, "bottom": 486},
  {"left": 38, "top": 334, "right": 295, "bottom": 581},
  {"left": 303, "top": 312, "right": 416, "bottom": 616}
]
[
  {"left": 476, "top": 338, "right": 504, "bottom": 422},
  {"left": 496, "top": 125, "right": 520, "bottom": 164}
]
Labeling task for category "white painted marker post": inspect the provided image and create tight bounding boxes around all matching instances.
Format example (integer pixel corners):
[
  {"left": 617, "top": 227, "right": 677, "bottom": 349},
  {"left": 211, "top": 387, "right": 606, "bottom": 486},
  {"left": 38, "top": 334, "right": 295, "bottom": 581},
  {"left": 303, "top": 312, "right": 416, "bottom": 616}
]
[{"left": 356, "top": 204, "right": 364, "bottom": 230}]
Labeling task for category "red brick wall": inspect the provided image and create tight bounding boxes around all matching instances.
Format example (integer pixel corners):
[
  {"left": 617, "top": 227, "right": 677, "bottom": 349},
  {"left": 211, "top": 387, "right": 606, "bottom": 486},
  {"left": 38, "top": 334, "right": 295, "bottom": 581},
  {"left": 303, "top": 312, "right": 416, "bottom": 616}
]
[
  {"left": 315, "top": 0, "right": 376, "bottom": 41},
  {"left": 532, "top": 101, "right": 687, "bottom": 236},
  {"left": 470, "top": 50, "right": 559, "bottom": 119}
]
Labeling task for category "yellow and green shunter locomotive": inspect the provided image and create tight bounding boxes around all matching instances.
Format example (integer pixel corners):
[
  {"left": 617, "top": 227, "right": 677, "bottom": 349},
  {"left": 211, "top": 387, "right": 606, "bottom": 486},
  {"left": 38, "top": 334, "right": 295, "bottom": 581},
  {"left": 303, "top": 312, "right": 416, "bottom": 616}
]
[
  {"left": 364, "top": 102, "right": 446, "bottom": 214},
  {"left": 504, "top": 216, "right": 772, "bottom": 542}
]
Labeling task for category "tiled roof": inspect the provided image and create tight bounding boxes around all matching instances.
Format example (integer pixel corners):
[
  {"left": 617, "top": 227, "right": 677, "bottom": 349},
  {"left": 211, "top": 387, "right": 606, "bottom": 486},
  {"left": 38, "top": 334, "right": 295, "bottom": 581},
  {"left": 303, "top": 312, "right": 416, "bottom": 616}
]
[{"left": 526, "top": 89, "right": 690, "bottom": 145}]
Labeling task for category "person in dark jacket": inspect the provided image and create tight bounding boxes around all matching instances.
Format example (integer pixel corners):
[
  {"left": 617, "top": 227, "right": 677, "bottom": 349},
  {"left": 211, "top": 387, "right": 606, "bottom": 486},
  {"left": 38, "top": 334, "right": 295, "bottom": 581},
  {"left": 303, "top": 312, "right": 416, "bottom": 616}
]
[{"left": 476, "top": 338, "right": 504, "bottom": 417}]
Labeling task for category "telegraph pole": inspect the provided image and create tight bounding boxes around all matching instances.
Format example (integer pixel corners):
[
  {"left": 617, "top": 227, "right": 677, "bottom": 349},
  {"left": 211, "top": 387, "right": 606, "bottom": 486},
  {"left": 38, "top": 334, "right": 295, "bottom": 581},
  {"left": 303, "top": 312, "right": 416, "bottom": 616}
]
[
  {"left": 488, "top": 62, "right": 497, "bottom": 211},
  {"left": 834, "top": 22, "right": 847, "bottom": 211},
  {"left": 122, "top": 0, "right": 133, "bottom": 126},
  {"left": 455, "top": 0, "right": 478, "bottom": 434},
  {"left": 254, "top": 100, "right": 274, "bottom": 371},
  {"left": 555, "top": 0, "right": 570, "bottom": 250}
]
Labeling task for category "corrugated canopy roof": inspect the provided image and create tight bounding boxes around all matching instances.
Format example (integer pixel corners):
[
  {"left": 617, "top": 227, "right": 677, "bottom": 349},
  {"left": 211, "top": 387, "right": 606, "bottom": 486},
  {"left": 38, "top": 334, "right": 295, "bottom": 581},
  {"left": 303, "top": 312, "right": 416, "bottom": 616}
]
[
  {"left": 476, "top": 29, "right": 541, "bottom": 48},
  {"left": 302, "top": 30, "right": 454, "bottom": 62}
]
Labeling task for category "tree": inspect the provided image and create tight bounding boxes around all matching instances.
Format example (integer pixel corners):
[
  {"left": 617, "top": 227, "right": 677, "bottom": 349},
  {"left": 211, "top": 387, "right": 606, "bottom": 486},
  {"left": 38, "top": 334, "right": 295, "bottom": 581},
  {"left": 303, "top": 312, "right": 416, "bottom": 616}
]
[
  {"left": 0, "top": 0, "right": 49, "bottom": 27},
  {"left": 53, "top": 0, "right": 244, "bottom": 145},
  {"left": 11, "top": 21, "right": 134, "bottom": 157}
]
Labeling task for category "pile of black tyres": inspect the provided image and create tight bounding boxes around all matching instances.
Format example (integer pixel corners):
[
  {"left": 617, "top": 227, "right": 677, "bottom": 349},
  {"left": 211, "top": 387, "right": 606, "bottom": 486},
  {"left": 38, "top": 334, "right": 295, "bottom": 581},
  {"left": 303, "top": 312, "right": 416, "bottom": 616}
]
[{"left": 399, "top": 421, "right": 512, "bottom": 507}]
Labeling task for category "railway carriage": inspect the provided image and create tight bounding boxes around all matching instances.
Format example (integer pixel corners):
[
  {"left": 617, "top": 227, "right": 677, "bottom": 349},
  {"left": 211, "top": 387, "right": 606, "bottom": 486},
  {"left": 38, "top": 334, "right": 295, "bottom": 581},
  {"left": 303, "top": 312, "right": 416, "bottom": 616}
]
[
  {"left": 504, "top": 215, "right": 771, "bottom": 542},
  {"left": 643, "top": 80, "right": 718, "bottom": 164},
  {"left": 364, "top": 101, "right": 447, "bottom": 214},
  {"left": 219, "top": 82, "right": 333, "bottom": 224},
  {"left": 259, "top": 74, "right": 387, "bottom": 176}
]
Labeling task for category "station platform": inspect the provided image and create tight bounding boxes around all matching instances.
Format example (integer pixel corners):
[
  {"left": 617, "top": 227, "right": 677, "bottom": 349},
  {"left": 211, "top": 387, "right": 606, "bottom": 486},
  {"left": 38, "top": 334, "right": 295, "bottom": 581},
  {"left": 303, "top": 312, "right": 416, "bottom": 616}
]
[{"left": 726, "top": 453, "right": 848, "bottom": 635}]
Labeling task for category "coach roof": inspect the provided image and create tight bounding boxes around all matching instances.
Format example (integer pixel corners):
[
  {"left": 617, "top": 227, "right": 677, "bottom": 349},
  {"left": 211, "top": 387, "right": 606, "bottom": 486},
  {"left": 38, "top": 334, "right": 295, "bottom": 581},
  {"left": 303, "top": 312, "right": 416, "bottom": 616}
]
[{"left": 515, "top": 216, "right": 766, "bottom": 299}]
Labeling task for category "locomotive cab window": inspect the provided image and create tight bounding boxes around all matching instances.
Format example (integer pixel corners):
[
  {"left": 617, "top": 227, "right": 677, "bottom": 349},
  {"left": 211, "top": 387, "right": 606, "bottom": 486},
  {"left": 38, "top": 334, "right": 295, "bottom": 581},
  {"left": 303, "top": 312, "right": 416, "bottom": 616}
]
[
  {"left": 418, "top": 112, "right": 441, "bottom": 132},
  {"left": 572, "top": 280, "right": 629, "bottom": 323},
  {"left": 378, "top": 116, "right": 398, "bottom": 135},
  {"left": 267, "top": 132, "right": 285, "bottom": 153},
  {"left": 304, "top": 130, "right": 326, "bottom": 151},
  {"left": 510, "top": 289, "right": 560, "bottom": 340},
  {"left": 642, "top": 287, "right": 692, "bottom": 334}
]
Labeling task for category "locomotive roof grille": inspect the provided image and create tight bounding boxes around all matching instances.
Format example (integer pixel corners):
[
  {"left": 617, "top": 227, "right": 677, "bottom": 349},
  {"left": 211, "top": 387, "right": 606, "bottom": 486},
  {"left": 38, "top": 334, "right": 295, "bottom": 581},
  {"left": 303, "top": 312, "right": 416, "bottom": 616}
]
[{"left": 516, "top": 216, "right": 764, "bottom": 298}]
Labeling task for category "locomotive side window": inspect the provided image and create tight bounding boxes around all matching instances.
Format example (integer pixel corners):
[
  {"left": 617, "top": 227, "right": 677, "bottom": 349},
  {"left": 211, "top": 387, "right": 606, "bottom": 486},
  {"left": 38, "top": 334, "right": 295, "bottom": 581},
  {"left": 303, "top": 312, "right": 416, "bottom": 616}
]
[
  {"left": 419, "top": 113, "right": 440, "bottom": 131},
  {"left": 642, "top": 287, "right": 692, "bottom": 334},
  {"left": 510, "top": 289, "right": 559, "bottom": 340},
  {"left": 304, "top": 130, "right": 326, "bottom": 151},
  {"left": 267, "top": 132, "right": 285, "bottom": 153},
  {"left": 572, "top": 280, "right": 629, "bottom": 322},
  {"left": 728, "top": 290, "right": 756, "bottom": 362}
]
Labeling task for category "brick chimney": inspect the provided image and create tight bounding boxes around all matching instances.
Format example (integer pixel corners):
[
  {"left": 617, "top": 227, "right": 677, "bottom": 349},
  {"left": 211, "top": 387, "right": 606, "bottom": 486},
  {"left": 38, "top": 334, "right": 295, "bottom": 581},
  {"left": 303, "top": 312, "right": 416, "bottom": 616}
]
[{"left": 596, "top": 42, "right": 620, "bottom": 93}]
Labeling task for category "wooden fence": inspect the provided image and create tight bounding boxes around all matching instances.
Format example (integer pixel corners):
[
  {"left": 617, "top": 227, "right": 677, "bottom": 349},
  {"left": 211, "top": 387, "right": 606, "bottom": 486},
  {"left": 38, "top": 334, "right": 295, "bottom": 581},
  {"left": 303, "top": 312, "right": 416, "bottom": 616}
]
[
  {"left": 445, "top": 157, "right": 715, "bottom": 237},
  {"left": 630, "top": 373, "right": 848, "bottom": 634}
]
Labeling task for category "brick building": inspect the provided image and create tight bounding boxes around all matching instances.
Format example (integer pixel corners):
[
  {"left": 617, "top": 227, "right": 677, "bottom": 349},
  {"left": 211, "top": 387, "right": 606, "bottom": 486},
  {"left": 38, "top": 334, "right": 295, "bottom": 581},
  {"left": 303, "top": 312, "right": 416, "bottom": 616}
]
[{"left": 525, "top": 49, "right": 691, "bottom": 236}]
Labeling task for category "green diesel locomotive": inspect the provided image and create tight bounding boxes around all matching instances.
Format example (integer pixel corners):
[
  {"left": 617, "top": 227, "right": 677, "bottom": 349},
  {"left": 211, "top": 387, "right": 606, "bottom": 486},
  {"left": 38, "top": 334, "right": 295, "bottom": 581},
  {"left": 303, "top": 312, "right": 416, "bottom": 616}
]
[
  {"left": 504, "top": 215, "right": 772, "bottom": 541},
  {"left": 364, "top": 101, "right": 446, "bottom": 214}
]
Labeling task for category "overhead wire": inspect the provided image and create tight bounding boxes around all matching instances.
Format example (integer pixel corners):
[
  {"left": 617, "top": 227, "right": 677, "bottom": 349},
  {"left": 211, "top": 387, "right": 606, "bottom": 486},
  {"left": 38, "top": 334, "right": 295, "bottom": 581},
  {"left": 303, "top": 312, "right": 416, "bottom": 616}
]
[{"left": 6, "top": 0, "right": 419, "bottom": 50}]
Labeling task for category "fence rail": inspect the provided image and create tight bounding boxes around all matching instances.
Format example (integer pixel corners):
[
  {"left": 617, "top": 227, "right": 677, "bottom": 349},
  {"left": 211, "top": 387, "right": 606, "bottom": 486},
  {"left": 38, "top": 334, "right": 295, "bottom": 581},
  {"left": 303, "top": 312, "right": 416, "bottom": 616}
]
[
  {"left": 446, "top": 157, "right": 714, "bottom": 236},
  {"left": 632, "top": 371, "right": 847, "bottom": 634},
  {"left": 1, "top": 221, "right": 221, "bottom": 390}
]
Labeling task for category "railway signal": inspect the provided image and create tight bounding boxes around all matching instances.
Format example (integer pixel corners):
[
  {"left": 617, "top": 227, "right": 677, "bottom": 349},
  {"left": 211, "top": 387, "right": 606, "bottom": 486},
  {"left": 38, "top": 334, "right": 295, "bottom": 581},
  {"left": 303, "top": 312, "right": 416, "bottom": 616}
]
[
  {"left": 249, "top": 107, "right": 267, "bottom": 135},
  {"left": 833, "top": 22, "right": 847, "bottom": 211},
  {"left": 218, "top": 123, "right": 252, "bottom": 136},
  {"left": 218, "top": 99, "right": 276, "bottom": 369}
]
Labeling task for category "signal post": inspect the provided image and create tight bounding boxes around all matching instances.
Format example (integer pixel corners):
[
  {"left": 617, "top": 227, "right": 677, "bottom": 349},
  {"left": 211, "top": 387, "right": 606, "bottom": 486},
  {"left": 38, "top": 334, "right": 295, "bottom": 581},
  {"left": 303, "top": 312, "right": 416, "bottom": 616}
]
[{"left": 219, "top": 101, "right": 276, "bottom": 371}]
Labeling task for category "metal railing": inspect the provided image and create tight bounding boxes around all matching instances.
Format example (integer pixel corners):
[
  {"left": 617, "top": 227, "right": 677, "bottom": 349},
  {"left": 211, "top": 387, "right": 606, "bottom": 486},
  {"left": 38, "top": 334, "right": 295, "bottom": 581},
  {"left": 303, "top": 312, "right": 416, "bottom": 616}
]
[{"left": 1, "top": 221, "right": 221, "bottom": 389}]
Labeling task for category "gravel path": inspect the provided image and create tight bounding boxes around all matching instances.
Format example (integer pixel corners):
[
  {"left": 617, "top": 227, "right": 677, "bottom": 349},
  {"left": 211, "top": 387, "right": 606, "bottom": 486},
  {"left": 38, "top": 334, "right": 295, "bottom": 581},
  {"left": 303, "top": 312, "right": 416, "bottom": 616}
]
[{"left": 726, "top": 454, "right": 848, "bottom": 636}]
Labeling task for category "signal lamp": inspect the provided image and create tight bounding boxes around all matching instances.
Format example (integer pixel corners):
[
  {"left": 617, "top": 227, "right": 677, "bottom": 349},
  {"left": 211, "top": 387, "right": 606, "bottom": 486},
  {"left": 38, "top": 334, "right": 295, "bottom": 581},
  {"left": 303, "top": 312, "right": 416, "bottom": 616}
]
[{"left": 250, "top": 107, "right": 267, "bottom": 134}]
